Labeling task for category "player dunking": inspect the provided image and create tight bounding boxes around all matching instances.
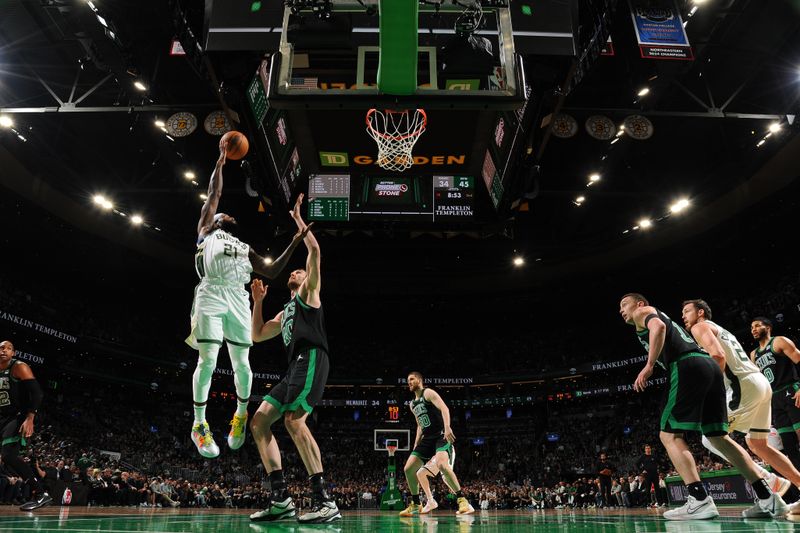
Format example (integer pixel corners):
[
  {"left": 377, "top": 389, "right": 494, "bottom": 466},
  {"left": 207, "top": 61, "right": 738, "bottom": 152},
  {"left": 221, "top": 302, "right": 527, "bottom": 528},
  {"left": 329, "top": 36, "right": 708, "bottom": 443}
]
[
  {"left": 621, "top": 294, "right": 787, "bottom": 519},
  {"left": 186, "top": 142, "right": 307, "bottom": 458},
  {"left": 399, "top": 371, "right": 474, "bottom": 516},
  {"left": 751, "top": 317, "right": 800, "bottom": 473},
  {"left": 681, "top": 300, "right": 799, "bottom": 502},
  {"left": 249, "top": 194, "right": 340, "bottom": 524},
  {"left": 0, "top": 340, "right": 52, "bottom": 511}
]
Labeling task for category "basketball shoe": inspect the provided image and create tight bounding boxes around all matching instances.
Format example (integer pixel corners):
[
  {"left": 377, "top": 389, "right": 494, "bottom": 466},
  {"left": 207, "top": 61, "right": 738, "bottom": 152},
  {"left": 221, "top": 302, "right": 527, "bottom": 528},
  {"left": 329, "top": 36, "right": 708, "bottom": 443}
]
[
  {"left": 399, "top": 502, "right": 421, "bottom": 516},
  {"left": 228, "top": 412, "right": 248, "bottom": 450},
  {"left": 191, "top": 421, "right": 220, "bottom": 458},
  {"left": 662, "top": 495, "right": 718, "bottom": 520},
  {"left": 741, "top": 492, "right": 789, "bottom": 518},
  {"left": 250, "top": 496, "right": 296, "bottom": 522},
  {"left": 421, "top": 499, "right": 438, "bottom": 514},
  {"left": 764, "top": 471, "right": 791, "bottom": 497},
  {"left": 298, "top": 497, "right": 341, "bottom": 523},
  {"left": 456, "top": 497, "right": 475, "bottom": 515}
]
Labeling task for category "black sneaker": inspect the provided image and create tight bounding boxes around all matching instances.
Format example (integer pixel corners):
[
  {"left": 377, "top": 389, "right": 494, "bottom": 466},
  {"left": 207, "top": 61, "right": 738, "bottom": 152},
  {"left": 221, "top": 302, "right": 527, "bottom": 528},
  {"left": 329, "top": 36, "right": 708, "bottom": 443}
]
[
  {"left": 20, "top": 493, "right": 53, "bottom": 511},
  {"left": 249, "top": 497, "right": 296, "bottom": 522},
  {"left": 298, "top": 498, "right": 341, "bottom": 523}
]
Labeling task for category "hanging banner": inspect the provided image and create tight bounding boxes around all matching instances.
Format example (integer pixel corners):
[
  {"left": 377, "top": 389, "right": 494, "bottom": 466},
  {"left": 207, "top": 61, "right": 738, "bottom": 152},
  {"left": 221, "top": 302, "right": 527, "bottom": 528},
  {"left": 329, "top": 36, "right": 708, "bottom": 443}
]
[
  {"left": 629, "top": 0, "right": 693, "bottom": 60},
  {"left": 600, "top": 35, "right": 615, "bottom": 56}
]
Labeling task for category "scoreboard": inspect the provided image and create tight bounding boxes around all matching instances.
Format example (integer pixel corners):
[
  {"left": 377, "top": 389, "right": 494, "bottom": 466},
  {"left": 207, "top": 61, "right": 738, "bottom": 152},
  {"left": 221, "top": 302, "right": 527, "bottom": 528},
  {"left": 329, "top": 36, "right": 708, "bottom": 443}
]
[{"left": 308, "top": 174, "right": 475, "bottom": 222}]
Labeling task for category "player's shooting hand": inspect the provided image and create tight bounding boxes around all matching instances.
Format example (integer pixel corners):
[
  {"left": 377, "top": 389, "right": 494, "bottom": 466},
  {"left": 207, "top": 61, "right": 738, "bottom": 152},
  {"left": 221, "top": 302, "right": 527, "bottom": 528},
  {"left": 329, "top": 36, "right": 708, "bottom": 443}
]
[
  {"left": 19, "top": 417, "right": 34, "bottom": 439},
  {"left": 217, "top": 141, "right": 228, "bottom": 166},
  {"left": 633, "top": 364, "right": 653, "bottom": 392},
  {"left": 444, "top": 427, "right": 456, "bottom": 444},
  {"left": 290, "top": 193, "right": 306, "bottom": 225},
  {"left": 250, "top": 279, "right": 267, "bottom": 302},
  {"left": 291, "top": 222, "right": 314, "bottom": 245},
  {"left": 793, "top": 390, "right": 800, "bottom": 408}
]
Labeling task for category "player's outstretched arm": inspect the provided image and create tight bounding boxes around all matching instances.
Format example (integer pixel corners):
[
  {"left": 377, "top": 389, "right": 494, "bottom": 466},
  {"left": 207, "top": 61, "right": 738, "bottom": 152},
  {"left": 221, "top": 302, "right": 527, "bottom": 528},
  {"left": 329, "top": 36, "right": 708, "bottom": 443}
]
[
  {"left": 290, "top": 194, "right": 321, "bottom": 292},
  {"left": 197, "top": 142, "right": 227, "bottom": 236},
  {"left": 250, "top": 279, "right": 283, "bottom": 343},
  {"left": 11, "top": 362, "right": 42, "bottom": 438},
  {"left": 250, "top": 224, "right": 315, "bottom": 279}
]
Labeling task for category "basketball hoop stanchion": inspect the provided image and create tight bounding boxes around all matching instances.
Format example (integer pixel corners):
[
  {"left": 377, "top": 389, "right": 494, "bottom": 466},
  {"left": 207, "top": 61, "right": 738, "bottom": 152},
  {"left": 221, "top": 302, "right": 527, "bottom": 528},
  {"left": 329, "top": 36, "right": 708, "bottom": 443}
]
[
  {"left": 366, "top": 108, "right": 427, "bottom": 172},
  {"left": 379, "top": 441, "right": 404, "bottom": 510}
]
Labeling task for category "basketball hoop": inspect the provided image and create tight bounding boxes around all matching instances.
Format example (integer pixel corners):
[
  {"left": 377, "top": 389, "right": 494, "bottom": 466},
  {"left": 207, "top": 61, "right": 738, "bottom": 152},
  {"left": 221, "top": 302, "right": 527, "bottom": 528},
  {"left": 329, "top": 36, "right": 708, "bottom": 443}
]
[
  {"left": 386, "top": 444, "right": 397, "bottom": 457},
  {"left": 366, "top": 109, "right": 427, "bottom": 172}
]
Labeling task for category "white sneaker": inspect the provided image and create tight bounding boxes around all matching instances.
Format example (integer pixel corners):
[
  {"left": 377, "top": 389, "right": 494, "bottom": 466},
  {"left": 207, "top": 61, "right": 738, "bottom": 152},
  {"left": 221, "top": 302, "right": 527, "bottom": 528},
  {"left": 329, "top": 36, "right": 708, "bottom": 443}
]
[
  {"left": 421, "top": 498, "right": 438, "bottom": 514},
  {"left": 764, "top": 471, "right": 791, "bottom": 497},
  {"left": 788, "top": 500, "right": 800, "bottom": 515},
  {"left": 663, "top": 495, "right": 719, "bottom": 520},
  {"left": 191, "top": 421, "right": 220, "bottom": 459},
  {"left": 742, "top": 493, "right": 789, "bottom": 518},
  {"left": 298, "top": 499, "right": 341, "bottom": 523}
]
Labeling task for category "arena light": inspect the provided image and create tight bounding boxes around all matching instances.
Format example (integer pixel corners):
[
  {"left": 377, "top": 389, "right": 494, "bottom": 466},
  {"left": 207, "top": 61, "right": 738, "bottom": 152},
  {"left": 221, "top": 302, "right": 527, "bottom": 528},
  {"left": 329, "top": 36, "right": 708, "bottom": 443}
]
[
  {"left": 610, "top": 138, "right": 619, "bottom": 145},
  {"left": 637, "top": 87, "right": 650, "bottom": 97},
  {"left": 670, "top": 198, "right": 690, "bottom": 213},
  {"left": 768, "top": 122, "right": 781, "bottom": 133},
  {"left": 184, "top": 171, "right": 196, "bottom": 180},
  {"left": 513, "top": 256, "right": 525, "bottom": 267},
  {"left": 692, "top": 0, "right": 708, "bottom": 4},
  {"left": 134, "top": 80, "right": 147, "bottom": 91},
  {"left": 264, "top": 256, "right": 274, "bottom": 265},
  {"left": 93, "top": 194, "right": 107, "bottom": 205},
  {"left": 756, "top": 139, "right": 766, "bottom": 147},
  {"left": 131, "top": 214, "right": 144, "bottom": 225},
  {"left": 154, "top": 119, "right": 165, "bottom": 128},
  {"left": 86, "top": 1, "right": 98, "bottom": 12},
  {"left": 639, "top": 218, "right": 652, "bottom": 229},
  {"left": 199, "top": 193, "right": 208, "bottom": 200},
  {"left": 0, "top": 115, "right": 13, "bottom": 128},
  {"left": 589, "top": 173, "right": 601, "bottom": 183}
]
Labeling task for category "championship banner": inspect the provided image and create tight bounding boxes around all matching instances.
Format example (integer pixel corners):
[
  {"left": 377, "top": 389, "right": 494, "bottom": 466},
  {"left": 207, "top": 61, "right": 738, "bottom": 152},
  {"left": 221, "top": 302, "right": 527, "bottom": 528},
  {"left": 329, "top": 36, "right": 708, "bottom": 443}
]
[{"left": 629, "top": 0, "right": 693, "bottom": 60}]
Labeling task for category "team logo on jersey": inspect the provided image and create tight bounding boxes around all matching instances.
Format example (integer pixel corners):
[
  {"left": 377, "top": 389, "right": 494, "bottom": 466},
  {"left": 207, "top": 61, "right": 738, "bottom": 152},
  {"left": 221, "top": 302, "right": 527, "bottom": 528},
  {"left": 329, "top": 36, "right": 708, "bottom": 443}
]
[
  {"left": 0, "top": 377, "right": 8, "bottom": 390},
  {"left": 281, "top": 300, "right": 296, "bottom": 346}
]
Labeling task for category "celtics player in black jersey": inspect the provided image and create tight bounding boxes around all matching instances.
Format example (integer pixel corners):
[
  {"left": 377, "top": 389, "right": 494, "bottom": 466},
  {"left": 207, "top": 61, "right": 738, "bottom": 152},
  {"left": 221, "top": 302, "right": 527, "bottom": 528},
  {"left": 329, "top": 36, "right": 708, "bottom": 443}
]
[
  {"left": 621, "top": 294, "right": 787, "bottom": 519},
  {"left": 248, "top": 194, "right": 339, "bottom": 524},
  {"left": 399, "top": 371, "right": 474, "bottom": 517},
  {"left": 0, "top": 340, "right": 52, "bottom": 511},
  {"left": 751, "top": 317, "right": 800, "bottom": 474}
]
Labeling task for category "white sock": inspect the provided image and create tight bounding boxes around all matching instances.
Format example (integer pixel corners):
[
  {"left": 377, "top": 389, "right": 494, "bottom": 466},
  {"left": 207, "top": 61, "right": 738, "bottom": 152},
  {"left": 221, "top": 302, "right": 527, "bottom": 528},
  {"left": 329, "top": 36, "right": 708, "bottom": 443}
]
[
  {"left": 193, "top": 343, "right": 220, "bottom": 424},
  {"left": 227, "top": 343, "right": 253, "bottom": 411}
]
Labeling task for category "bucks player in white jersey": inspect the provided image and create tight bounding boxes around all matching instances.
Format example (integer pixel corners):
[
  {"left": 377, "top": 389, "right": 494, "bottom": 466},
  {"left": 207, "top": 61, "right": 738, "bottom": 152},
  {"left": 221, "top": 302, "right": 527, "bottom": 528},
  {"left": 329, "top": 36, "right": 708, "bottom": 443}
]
[
  {"left": 682, "top": 300, "right": 800, "bottom": 500},
  {"left": 186, "top": 141, "right": 309, "bottom": 458}
]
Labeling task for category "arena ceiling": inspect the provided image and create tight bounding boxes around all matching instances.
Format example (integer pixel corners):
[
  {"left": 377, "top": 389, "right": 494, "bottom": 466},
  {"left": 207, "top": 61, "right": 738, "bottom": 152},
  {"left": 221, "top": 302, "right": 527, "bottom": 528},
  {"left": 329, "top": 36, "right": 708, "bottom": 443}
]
[{"left": 1, "top": 0, "right": 799, "bottom": 289}]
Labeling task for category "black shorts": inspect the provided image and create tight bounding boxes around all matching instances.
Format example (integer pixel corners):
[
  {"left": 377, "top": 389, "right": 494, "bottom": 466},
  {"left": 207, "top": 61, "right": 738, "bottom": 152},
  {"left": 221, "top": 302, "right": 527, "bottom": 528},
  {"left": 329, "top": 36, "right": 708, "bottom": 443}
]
[
  {"left": 771, "top": 382, "right": 800, "bottom": 435},
  {"left": 264, "top": 348, "right": 329, "bottom": 414},
  {"left": 410, "top": 434, "right": 451, "bottom": 462},
  {"left": 0, "top": 414, "right": 26, "bottom": 448},
  {"left": 660, "top": 353, "right": 728, "bottom": 437}
]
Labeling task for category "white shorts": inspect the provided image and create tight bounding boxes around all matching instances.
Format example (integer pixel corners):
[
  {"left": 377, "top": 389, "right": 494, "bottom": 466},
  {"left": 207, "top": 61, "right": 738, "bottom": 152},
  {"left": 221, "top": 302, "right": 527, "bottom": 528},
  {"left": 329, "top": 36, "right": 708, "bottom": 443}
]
[
  {"left": 185, "top": 282, "right": 252, "bottom": 349},
  {"left": 420, "top": 445, "right": 456, "bottom": 477},
  {"left": 728, "top": 373, "right": 772, "bottom": 438}
]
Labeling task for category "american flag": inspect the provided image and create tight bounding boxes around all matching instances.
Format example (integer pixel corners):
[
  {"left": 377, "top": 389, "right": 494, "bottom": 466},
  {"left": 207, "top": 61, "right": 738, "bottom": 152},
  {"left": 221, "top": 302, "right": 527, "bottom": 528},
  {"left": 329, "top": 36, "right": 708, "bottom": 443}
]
[{"left": 289, "top": 77, "right": 318, "bottom": 89}]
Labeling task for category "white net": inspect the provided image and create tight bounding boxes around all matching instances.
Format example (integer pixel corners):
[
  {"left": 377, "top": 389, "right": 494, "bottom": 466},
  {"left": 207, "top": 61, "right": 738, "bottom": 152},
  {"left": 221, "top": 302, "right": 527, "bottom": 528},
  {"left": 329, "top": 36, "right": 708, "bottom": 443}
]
[{"left": 366, "top": 109, "right": 427, "bottom": 172}]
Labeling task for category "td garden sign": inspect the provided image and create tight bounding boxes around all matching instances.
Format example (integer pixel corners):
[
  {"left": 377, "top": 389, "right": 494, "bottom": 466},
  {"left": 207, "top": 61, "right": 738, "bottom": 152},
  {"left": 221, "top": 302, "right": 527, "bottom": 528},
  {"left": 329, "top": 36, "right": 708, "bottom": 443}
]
[{"left": 320, "top": 152, "right": 467, "bottom": 168}]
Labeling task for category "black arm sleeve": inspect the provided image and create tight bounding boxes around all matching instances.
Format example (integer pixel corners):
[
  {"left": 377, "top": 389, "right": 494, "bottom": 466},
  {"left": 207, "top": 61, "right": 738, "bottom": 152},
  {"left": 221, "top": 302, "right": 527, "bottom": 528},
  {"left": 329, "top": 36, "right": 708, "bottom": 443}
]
[{"left": 19, "top": 379, "right": 43, "bottom": 413}]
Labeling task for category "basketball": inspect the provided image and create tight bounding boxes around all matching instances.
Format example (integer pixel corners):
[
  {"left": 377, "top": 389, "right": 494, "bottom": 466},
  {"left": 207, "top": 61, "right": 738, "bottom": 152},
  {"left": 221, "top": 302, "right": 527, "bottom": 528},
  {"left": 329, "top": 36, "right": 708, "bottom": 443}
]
[{"left": 220, "top": 131, "right": 249, "bottom": 160}]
